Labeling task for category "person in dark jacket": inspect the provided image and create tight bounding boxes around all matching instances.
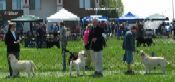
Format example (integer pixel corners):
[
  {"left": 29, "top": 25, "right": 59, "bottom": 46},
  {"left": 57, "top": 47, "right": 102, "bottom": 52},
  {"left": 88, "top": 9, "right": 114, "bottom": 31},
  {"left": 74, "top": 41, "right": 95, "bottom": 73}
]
[
  {"left": 91, "top": 19, "right": 106, "bottom": 77},
  {"left": 122, "top": 25, "right": 137, "bottom": 74},
  {"left": 5, "top": 22, "right": 20, "bottom": 78},
  {"left": 59, "top": 22, "right": 68, "bottom": 71},
  {"left": 36, "top": 24, "right": 45, "bottom": 48}
]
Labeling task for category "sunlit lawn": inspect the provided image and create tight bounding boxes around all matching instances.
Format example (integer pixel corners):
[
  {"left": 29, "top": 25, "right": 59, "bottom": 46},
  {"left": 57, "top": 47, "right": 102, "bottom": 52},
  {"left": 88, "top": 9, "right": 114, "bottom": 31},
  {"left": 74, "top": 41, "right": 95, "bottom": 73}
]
[{"left": 0, "top": 37, "right": 175, "bottom": 82}]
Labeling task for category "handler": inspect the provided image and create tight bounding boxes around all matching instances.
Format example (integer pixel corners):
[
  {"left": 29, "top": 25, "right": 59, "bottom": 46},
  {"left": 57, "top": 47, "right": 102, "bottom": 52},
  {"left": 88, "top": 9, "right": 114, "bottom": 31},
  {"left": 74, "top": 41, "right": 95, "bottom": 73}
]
[{"left": 5, "top": 21, "right": 21, "bottom": 78}]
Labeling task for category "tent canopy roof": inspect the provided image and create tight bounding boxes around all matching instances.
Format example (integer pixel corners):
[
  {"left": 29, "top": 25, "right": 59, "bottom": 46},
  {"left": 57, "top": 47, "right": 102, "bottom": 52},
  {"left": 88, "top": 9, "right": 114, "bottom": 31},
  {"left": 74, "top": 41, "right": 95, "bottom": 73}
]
[
  {"left": 116, "top": 12, "right": 143, "bottom": 23},
  {"left": 146, "top": 13, "right": 169, "bottom": 20},
  {"left": 11, "top": 15, "right": 43, "bottom": 22},
  {"left": 47, "top": 8, "right": 80, "bottom": 22},
  {"left": 118, "top": 12, "right": 141, "bottom": 20}
]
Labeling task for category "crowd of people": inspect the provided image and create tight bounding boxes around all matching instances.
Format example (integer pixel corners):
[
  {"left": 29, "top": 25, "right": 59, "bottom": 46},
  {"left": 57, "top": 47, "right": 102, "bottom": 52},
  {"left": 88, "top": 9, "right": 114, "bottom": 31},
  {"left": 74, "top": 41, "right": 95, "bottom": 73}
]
[
  {"left": 82, "top": 20, "right": 139, "bottom": 76},
  {"left": 3, "top": 18, "right": 174, "bottom": 78}
]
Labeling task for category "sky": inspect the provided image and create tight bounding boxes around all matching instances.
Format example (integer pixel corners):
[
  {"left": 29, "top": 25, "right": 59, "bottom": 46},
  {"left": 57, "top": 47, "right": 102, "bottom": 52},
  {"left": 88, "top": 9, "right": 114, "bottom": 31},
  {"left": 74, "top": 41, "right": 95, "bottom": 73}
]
[{"left": 122, "top": 0, "right": 174, "bottom": 21}]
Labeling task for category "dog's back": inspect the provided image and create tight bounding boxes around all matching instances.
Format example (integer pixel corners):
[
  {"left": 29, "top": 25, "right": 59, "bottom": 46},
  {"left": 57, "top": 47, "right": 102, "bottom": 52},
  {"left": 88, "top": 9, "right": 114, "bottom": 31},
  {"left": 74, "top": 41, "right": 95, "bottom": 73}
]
[
  {"left": 15, "top": 60, "right": 36, "bottom": 70},
  {"left": 148, "top": 57, "right": 167, "bottom": 66}
]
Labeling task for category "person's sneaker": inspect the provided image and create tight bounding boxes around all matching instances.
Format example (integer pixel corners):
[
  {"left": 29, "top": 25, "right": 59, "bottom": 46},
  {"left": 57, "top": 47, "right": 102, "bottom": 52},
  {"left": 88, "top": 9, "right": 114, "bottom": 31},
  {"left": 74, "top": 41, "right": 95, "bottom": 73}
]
[
  {"left": 93, "top": 71, "right": 103, "bottom": 78},
  {"left": 12, "top": 75, "right": 20, "bottom": 78},
  {"left": 125, "top": 70, "right": 135, "bottom": 75},
  {"left": 98, "top": 72, "right": 103, "bottom": 76}
]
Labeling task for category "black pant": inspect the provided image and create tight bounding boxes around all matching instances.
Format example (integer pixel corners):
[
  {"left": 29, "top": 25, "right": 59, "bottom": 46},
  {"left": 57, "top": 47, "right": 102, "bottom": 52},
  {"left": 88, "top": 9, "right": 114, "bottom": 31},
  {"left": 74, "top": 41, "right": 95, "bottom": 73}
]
[
  {"left": 37, "top": 37, "right": 43, "bottom": 48},
  {"left": 7, "top": 52, "right": 20, "bottom": 76}
]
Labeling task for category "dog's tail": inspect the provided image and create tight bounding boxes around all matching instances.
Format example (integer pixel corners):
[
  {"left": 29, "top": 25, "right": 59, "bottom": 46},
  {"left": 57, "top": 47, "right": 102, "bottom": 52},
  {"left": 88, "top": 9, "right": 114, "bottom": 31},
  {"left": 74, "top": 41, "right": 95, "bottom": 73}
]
[
  {"left": 31, "top": 61, "right": 37, "bottom": 70},
  {"left": 166, "top": 61, "right": 170, "bottom": 65}
]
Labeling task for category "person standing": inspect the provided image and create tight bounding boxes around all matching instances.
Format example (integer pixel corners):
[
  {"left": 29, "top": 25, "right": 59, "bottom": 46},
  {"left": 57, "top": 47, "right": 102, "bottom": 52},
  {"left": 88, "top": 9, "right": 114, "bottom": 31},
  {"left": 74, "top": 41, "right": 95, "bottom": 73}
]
[
  {"left": 36, "top": 24, "right": 45, "bottom": 48},
  {"left": 59, "top": 22, "right": 67, "bottom": 71},
  {"left": 83, "top": 24, "right": 92, "bottom": 69},
  {"left": 5, "top": 22, "right": 20, "bottom": 78},
  {"left": 122, "top": 25, "right": 137, "bottom": 74},
  {"left": 91, "top": 19, "right": 106, "bottom": 77}
]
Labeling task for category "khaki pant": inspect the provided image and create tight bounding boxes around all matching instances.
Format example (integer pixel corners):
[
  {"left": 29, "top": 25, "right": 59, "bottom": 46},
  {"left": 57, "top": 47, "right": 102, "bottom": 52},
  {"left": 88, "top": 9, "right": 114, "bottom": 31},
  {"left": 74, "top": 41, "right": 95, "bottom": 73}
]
[{"left": 85, "top": 50, "right": 94, "bottom": 67}]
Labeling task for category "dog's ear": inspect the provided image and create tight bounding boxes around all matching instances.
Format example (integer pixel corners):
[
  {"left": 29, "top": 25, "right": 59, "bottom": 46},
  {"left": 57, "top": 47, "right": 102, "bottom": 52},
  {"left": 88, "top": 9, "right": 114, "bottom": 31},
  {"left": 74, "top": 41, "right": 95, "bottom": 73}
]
[{"left": 141, "top": 53, "right": 145, "bottom": 56}]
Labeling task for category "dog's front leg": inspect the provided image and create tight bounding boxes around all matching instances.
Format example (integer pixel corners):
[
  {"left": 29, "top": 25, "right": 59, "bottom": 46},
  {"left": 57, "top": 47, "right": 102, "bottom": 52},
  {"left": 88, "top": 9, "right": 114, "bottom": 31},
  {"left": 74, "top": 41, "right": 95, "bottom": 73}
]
[
  {"left": 32, "top": 68, "right": 36, "bottom": 77},
  {"left": 27, "top": 71, "right": 31, "bottom": 78},
  {"left": 83, "top": 65, "right": 85, "bottom": 76},
  {"left": 12, "top": 71, "right": 16, "bottom": 77},
  {"left": 70, "top": 61, "right": 73, "bottom": 76},
  {"left": 12, "top": 68, "right": 17, "bottom": 77},
  {"left": 161, "top": 66, "right": 166, "bottom": 74},
  {"left": 76, "top": 64, "right": 80, "bottom": 76},
  {"left": 145, "top": 66, "right": 149, "bottom": 74}
]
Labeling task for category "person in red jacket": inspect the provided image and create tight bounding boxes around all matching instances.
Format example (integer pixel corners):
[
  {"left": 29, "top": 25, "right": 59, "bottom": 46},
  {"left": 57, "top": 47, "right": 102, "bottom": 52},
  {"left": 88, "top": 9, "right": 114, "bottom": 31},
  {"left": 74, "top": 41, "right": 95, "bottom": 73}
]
[{"left": 83, "top": 24, "right": 93, "bottom": 69}]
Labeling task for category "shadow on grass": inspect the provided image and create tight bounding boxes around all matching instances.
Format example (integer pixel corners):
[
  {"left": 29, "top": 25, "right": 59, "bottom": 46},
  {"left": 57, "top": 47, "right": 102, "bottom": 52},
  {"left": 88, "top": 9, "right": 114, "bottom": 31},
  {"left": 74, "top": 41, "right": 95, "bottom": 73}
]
[
  {"left": 144, "top": 73, "right": 164, "bottom": 75},
  {"left": 69, "top": 75, "right": 87, "bottom": 78},
  {"left": 4, "top": 76, "right": 28, "bottom": 79}
]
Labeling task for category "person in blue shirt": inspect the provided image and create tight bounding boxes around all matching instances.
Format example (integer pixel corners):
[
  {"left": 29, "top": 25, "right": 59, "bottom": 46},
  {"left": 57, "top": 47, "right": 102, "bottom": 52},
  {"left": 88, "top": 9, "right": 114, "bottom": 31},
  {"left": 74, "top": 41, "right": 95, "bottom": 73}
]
[
  {"left": 122, "top": 25, "right": 137, "bottom": 74},
  {"left": 59, "top": 22, "right": 68, "bottom": 71}
]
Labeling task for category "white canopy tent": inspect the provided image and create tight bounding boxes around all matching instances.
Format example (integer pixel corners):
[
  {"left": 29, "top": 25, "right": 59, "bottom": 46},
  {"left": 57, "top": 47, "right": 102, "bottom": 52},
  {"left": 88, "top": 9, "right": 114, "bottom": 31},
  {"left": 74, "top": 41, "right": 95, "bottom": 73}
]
[
  {"left": 46, "top": 8, "right": 81, "bottom": 34},
  {"left": 143, "top": 21, "right": 162, "bottom": 29},
  {"left": 143, "top": 14, "right": 167, "bottom": 29},
  {"left": 146, "top": 14, "right": 168, "bottom": 20},
  {"left": 47, "top": 8, "right": 80, "bottom": 22}
]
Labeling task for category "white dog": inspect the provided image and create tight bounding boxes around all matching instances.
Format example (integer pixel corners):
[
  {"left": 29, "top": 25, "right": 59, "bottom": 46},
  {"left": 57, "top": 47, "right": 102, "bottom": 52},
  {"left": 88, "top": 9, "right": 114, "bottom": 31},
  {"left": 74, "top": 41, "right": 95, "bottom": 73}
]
[
  {"left": 68, "top": 50, "right": 86, "bottom": 76},
  {"left": 9, "top": 54, "right": 37, "bottom": 77},
  {"left": 140, "top": 50, "right": 168, "bottom": 74}
]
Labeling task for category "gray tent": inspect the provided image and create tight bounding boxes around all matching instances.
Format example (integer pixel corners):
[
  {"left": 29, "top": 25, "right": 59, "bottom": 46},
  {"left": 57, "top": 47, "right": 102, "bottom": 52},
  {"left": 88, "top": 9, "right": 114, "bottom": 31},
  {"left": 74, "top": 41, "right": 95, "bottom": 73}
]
[
  {"left": 11, "top": 15, "right": 43, "bottom": 22},
  {"left": 146, "top": 14, "right": 169, "bottom": 20}
]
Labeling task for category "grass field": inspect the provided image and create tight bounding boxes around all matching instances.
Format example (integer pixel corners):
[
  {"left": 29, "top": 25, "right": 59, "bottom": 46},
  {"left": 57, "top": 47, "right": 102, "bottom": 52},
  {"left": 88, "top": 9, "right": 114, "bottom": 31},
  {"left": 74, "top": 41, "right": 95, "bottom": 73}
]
[{"left": 0, "top": 37, "right": 175, "bottom": 82}]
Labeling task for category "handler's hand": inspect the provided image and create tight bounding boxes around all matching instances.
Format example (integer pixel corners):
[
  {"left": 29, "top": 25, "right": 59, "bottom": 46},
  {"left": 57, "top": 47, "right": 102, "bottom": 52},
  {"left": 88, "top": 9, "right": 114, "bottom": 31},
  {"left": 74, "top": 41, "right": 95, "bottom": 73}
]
[{"left": 92, "top": 38, "right": 97, "bottom": 43}]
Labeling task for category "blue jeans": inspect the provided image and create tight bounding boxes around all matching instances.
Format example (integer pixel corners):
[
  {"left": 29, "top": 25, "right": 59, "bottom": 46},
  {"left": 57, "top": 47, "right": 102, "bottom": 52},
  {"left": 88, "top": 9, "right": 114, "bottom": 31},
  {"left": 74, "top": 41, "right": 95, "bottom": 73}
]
[{"left": 125, "top": 50, "right": 133, "bottom": 64}]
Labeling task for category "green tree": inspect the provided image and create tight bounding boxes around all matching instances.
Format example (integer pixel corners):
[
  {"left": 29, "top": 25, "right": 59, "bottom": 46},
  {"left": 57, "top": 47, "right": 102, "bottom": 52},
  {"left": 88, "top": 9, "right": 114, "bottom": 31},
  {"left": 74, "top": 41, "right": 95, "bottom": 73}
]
[{"left": 98, "top": 0, "right": 124, "bottom": 18}]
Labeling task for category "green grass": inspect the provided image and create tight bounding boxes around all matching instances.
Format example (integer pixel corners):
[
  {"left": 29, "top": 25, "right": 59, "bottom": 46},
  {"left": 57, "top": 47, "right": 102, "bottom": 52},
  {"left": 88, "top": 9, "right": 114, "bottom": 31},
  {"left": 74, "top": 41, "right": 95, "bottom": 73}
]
[{"left": 0, "top": 37, "right": 175, "bottom": 82}]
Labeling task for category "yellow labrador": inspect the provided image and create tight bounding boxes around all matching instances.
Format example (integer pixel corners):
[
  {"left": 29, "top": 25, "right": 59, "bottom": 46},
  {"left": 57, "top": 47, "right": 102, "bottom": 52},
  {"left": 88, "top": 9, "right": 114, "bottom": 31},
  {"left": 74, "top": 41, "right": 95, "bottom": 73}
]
[
  {"left": 9, "top": 54, "right": 36, "bottom": 77},
  {"left": 140, "top": 50, "right": 168, "bottom": 74}
]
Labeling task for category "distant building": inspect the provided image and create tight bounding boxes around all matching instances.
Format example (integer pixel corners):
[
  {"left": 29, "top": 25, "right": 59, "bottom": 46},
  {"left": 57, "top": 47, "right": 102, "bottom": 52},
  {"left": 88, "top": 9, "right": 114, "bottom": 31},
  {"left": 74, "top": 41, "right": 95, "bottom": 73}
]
[{"left": 1, "top": 0, "right": 100, "bottom": 19}]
